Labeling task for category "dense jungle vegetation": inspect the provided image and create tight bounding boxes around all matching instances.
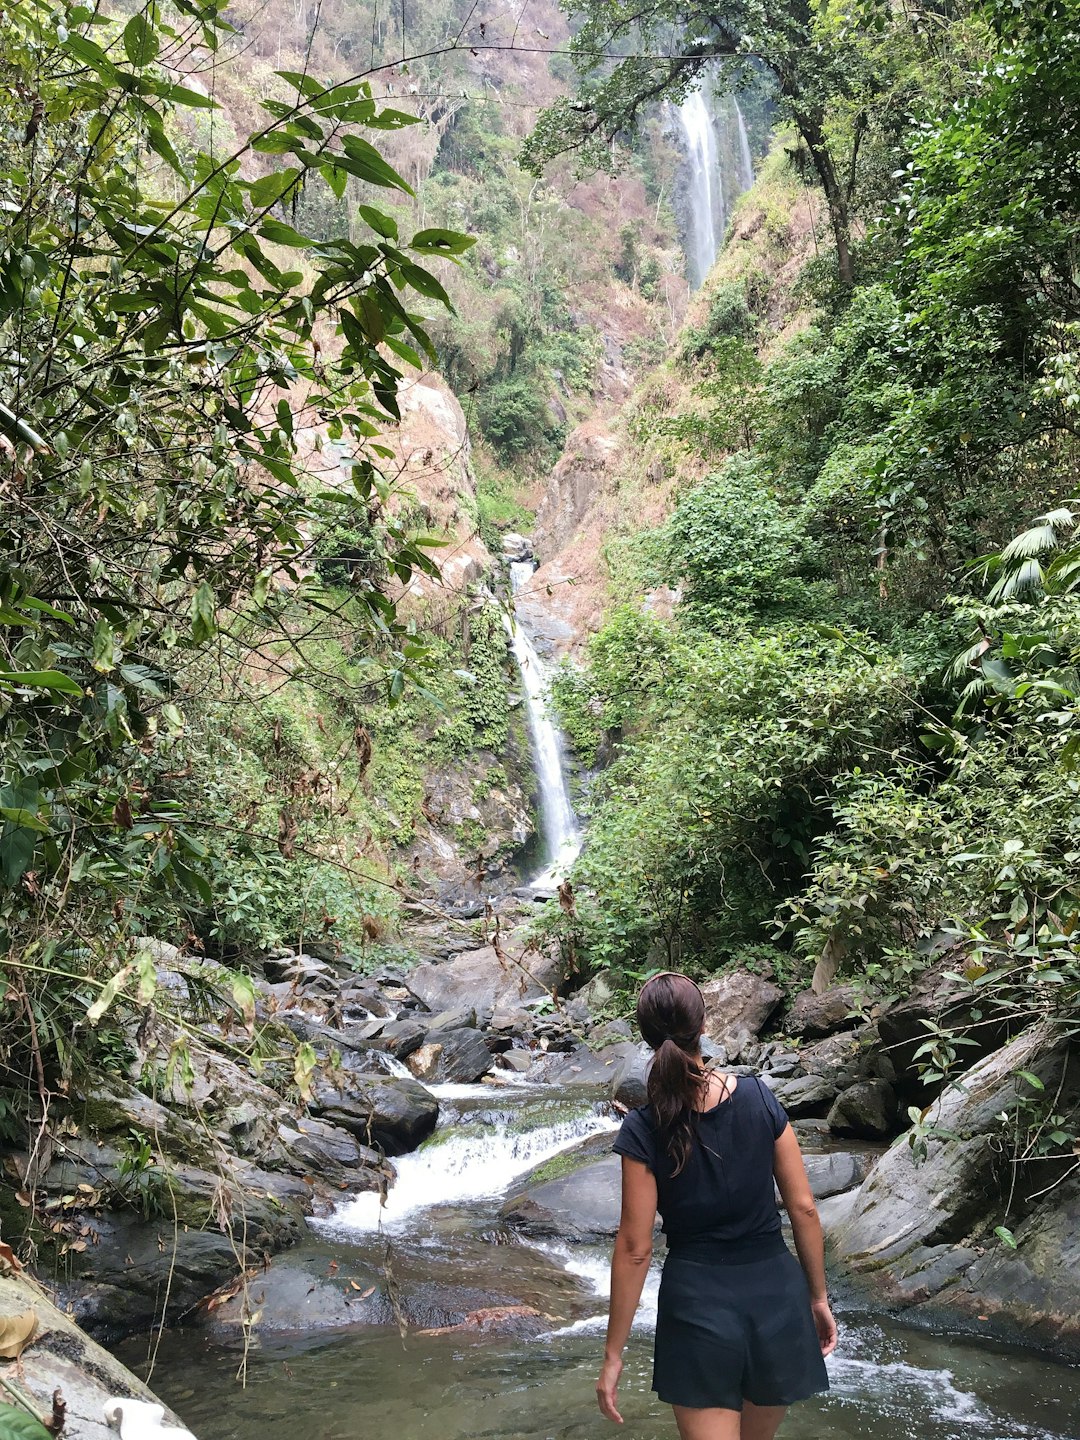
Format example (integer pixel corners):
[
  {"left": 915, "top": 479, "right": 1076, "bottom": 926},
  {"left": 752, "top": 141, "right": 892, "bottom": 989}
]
[
  {"left": 541, "top": 0, "right": 1080, "bottom": 1095},
  {"left": 1, "top": 0, "right": 1078, "bottom": 1174}
]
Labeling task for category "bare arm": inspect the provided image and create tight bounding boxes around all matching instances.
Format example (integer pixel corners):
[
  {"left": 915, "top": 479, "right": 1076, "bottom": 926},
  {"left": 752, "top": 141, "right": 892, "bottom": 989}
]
[
  {"left": 597, "top": 1156, "right": 657, "bottom": 1423},
  {"left": 773, "top": 1124, "right": 838, "bottom": 1355}
]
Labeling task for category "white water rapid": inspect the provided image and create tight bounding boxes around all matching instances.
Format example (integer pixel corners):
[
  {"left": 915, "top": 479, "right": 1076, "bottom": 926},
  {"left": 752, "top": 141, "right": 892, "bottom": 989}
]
[
  {"left": 505, "top": 559, "right": 582, "bottom": 888},
  {"left": 327, "top": 1106, "right": 618, "bottom": 1233},
  {"left": 674, "top": 87, "right": 723, "bottom": 290}
]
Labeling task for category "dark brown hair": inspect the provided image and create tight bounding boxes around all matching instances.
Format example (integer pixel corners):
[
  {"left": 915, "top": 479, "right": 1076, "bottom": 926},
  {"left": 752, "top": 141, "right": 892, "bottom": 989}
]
[{"left": 636, "top": 972, "right": 707, "bottom": 1175}]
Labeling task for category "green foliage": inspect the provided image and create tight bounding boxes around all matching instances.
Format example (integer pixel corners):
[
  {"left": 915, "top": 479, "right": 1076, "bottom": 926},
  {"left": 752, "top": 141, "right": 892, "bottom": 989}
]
[
  {"left": 654, "top": 455, "right": 827, "bottom": 627},
  {"left": 0, "top": 0, "right": 476, "bottom": 1117}
]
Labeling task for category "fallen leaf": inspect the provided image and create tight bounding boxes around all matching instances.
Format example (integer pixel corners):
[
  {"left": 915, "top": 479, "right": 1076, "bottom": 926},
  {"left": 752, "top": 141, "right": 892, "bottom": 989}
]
[
  {"left": 359, "top": 1286, "right": 376, "bottom": 1300},
  {"left": 0, "top": 1307, "right": 38, "bottom": 1359},
  {"left": 0, "top": 1241, "right": 22, "bottom": 1274}
]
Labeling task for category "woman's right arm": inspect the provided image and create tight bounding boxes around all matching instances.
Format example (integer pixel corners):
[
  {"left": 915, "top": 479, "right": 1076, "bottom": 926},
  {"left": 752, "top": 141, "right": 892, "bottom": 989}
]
[
  {"left": 597, "top": 1156, "right": 657, "bottom": 1423},
  {"left": 773, "top": 1125, "right": 838, "bottom": 1356}
]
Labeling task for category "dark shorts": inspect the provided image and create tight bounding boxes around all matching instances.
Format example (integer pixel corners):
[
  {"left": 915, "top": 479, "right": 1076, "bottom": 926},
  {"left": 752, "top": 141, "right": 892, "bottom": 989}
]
[{"left": 653, "top": 1238, "right": 829, "bottom": 1411}]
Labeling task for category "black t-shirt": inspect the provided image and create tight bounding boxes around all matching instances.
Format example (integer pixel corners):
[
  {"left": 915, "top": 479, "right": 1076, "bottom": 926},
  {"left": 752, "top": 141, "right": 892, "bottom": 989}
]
[{"left": 612, "top": 1075, "right": 789, "bottom": 1249}]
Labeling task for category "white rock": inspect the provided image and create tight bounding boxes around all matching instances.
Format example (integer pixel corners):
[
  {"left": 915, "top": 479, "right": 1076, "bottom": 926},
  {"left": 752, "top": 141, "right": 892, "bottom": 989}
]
[{"left": 104, "top": 1397, "right": 198, "bottom": 1440}]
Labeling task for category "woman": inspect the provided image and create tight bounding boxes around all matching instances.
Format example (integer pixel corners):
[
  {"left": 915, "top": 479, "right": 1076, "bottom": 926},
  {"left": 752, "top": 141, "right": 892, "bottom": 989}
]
[{"left": 597, "top": 972, "right": 837, "bottom": 1440}]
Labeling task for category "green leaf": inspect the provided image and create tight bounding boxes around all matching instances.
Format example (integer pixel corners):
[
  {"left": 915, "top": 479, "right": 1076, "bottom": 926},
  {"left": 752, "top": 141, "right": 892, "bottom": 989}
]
[
  {"left": 0, "top": 669, "right": 83, "bottom": 695},
  {"left": 231, "top": 971, "right": 256, "bottom": 1030},
  {"left": 358, "top": 204, "right": 398, "bottom": 241},
  {"left": 994, "top": 1225, "right": 1018, "bottom": 1249},
  {"left": 0, "top": 1409, "right": 54, "bottom": 1440},
  {"left": 191, "top": 580, "right": 216, "bottom": 645},
  {"left": 410, "top": 227, "right": 476, "bottom": 256},
  {"left": 123, "top": 14, "right": 160, "bottom": 66}
]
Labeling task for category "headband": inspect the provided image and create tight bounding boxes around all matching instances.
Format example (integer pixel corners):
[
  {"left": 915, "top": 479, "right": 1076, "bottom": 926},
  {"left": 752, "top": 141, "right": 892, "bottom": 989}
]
[{"left": 639, "top": 971, "right": 705, "bottom": 1003}]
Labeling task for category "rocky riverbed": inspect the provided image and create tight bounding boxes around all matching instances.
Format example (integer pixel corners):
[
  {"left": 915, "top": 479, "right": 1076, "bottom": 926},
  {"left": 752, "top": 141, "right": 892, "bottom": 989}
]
[{"left": 2, "top": 915, "right": 1078, "bottom": 1435}]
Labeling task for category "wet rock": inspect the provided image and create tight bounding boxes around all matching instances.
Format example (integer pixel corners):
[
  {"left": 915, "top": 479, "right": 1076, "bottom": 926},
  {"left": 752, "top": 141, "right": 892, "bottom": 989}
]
[
  {"left": 832, "top": 1024, "right": 1080, "bottom": 1356},
  {"left": 202, "top": 1233, "right": 593, "bottom": 1338},
  {"left": 801, "top": 1151, "right": 874, "bottom": 1200},
  {"left": 377, "top": 1018, "right": 427, "bottom": 1059},
  {"left": 761, "top": 1072, "right": 837, "bottom": 1117},
  {"left": 700, "top": 971, "right": 782, "bottom": 1050},
  {"left": 406, "top": 1028, "right": 493, "bottom": 1084},
  {"left": 309, "top": 1075, "right": 438, "bottom": 1155},
  {"left": 827, "top": 1079, "right": 898, "bottom": 1138},
  {"left": 52, "top": 1161, "right": 308, "bottom": 1340},
  {"left": 0, "top": 1270, "right": 190, "bottom": 1439},
  {"left": 277, "top": 1117, "right": 384, "bottom": 1188},
  {"left": 784, "top": 985, "right": 861, "bottom": 1040},
  {"left": 502, "top": 1154, "right": 625, "bottom": 1239},
  {"left": 406, "top": 942, "right": 560, "bottom": 1023}
]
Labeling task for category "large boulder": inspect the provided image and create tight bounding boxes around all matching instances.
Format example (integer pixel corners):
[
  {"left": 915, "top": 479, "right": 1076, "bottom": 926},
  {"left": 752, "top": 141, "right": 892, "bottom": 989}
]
[
  {"left": 784, "top": 985, "right": 861, "bottom": 1041},
  {"left": 406, "top": 1027, "right": 493, "bottom": 1084},
  {"left": 801, "top": 1150, "right": 874, "bottom": 1200},
  {"left": 309, "top": 1075, "right": 439, "bottom": 1155},
  {"left": 761, "top": 1072, "right": 837, "bottom": 1117},
  {"left": 501, "top": 1154, "right": 625, "bottom": 1240},
  {"left": 406, "top": 943, "right": 561, "bottom": 1024},
  {"left": 700, "top": 971, "right": 782, "bottom": 1052},
  {"left": 827, "top": 1079, "right": 898, "bottom": 1139},
  {"left": 831, "top": 1024, "right": 1080, "bottom": 1356},
  {"left": 876, "top": 959, "right": 1011, "bottom": 1104}
]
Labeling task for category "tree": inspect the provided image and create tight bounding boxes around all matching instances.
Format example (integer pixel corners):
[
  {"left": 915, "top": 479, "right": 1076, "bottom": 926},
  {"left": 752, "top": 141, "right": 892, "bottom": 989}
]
[{"left": 0, "top": 0, "right": 471, "bottom": 1086}]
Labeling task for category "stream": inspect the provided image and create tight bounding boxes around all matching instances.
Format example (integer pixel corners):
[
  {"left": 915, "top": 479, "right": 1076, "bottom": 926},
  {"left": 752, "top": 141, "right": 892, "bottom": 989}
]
[{"left": 123, "top": 1079, "right": 1078, "bottom": 1440}]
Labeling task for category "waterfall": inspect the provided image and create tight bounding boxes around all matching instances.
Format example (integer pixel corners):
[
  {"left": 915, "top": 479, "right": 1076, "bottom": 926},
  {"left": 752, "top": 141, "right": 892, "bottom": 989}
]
[
  {"left": 671, "top": 81, "right": 759, "bottom": 289},
  {"left": 735, "top": 100, "right": 755, "bottom": 192},
  {"left": 505, "top": 560, "right": 581, "bottom": 888},
  {"left": 328, "top": 1109, "right": 618, "bottom": 1233},
  {"left": 673, "top": 87, "right": 724, "bottom": 291}
]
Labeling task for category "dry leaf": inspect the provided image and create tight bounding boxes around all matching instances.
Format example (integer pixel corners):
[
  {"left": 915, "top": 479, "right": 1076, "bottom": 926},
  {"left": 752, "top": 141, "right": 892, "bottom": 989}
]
[
  {"left": 0, "top": 1307, "right": 38, "bottom": 1359},
  {"left": 359, "top": 1286, "right": 375, "bottom": 1300},
  {"left": 0, "top": 1241, "right": 22, "bottom": 1275}
]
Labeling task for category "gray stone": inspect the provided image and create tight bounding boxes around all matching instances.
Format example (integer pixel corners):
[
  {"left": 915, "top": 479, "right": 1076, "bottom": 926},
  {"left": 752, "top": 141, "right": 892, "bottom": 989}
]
[
  {"left": 784, "top": 985, "right": 862, "bottom": 1040},
  {"left": 262, "top": 952, "right": 336, "bottom": 987},
  {"left": 497, "top": 1050, "right": 534, "bottom": 1073},
  {"left": 761, "top": 1072, "right": 837, "bottom": 1116},
  {"left": 763, "top": 1050, "right": 801, "bottom": 1077},
  {"left": 827, "top": 1079, "right": 898, "bottom": 1138},
  {"left": 700, "top": 971, "right": 782, "bottom": 1049},
  {"left": 406, "top": 943, "right": 561, "bottom": 1024},
  {"left": 426, "top": 1004, "right": 478, "bottom": 1032},
  {"left": 801, "top": 1150, "right": 873, "bottom": 1200},
  {"left": 502, "top": 1154, "right": 625, "bottom": 1239},
  {"left": 309, "top": 1074, "right": 439, "bottom": 1155},
  {"left": 611, "top": 1042, "right": 652, "bottom": 1109},
  {"left": 277, "top": 1117, "right": 383, "bottom": 1186},
  {"left": 378, "top": 1018, "right": 427, "bottom": 1058},
  {"left": 406, "top": 1027, "right": 493, "bottom": 1084},
  {"left": 832, "top": 1025, "right": 1080, "bottom": 1356}
]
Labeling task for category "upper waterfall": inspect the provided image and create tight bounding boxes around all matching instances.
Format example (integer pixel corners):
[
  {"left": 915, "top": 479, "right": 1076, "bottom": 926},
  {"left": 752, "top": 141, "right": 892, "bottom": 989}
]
[{"left": 671, "top": 81, "right": 757, "bottom": 289}]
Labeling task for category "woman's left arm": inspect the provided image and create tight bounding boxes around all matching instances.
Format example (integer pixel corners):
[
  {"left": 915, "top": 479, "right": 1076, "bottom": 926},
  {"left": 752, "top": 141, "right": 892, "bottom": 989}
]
[{"left": 597, "top": 1156, "right": 657, "bottom": 1424}]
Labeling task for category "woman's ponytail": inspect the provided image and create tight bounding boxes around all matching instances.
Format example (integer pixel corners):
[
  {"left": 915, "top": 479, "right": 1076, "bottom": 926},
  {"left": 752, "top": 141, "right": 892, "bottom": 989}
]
[
  {"left": 637, "top": 974, "right": 708, "bottom": 1175},
  {"left": 646, "top": 1035, "right": 703, "bottom": 1175}
]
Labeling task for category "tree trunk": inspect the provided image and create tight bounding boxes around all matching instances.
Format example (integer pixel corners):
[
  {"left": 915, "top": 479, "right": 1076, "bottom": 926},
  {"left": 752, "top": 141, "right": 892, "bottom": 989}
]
[{"left": 793, "top": 108, "right": 854, "bottom": 288}]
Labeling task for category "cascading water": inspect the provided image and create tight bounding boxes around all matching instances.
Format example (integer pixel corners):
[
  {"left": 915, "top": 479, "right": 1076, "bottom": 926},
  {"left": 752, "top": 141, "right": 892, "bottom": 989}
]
[
  {"left": 505, "top": 559, "right": 582, "bottom": 887},
  {"left": 673, "top": 87, "right": 723, "bottom": 290},
  {"left": 735, "top": 99, "right": 755, "bottom": 192},
  {"left": 671, "top": 82, "right": 758, "bottom": 289}
]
